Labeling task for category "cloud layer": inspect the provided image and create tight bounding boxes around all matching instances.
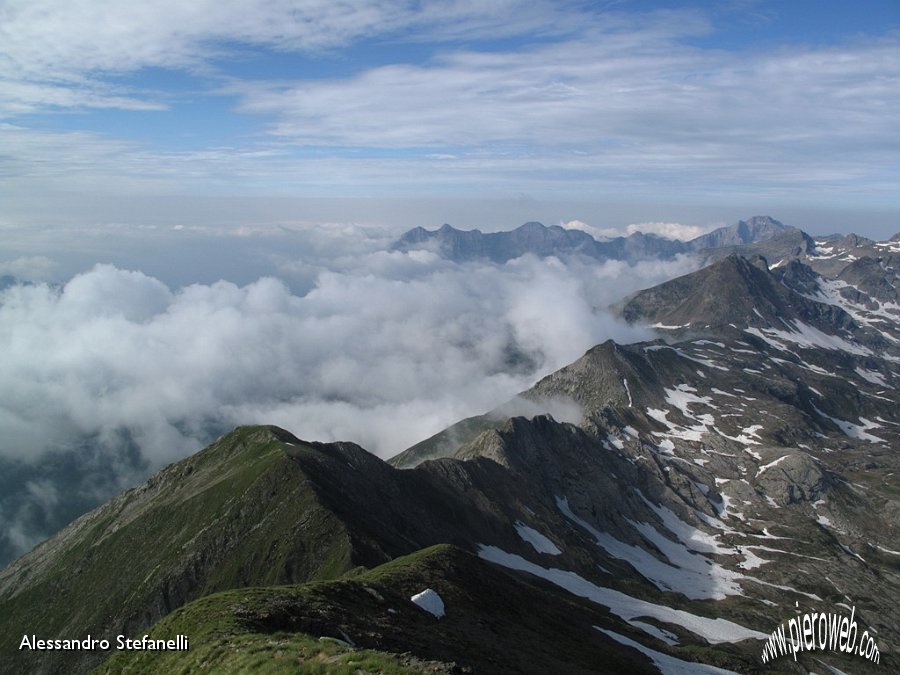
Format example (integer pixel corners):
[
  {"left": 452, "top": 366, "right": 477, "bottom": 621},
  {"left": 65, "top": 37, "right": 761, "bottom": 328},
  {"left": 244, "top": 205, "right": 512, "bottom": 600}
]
[
  {"left": 1, "top": 249, "right": 696, "bottom": 464},
  {"left": 0, "top": 239, "right": 699, "bottom": 564}
]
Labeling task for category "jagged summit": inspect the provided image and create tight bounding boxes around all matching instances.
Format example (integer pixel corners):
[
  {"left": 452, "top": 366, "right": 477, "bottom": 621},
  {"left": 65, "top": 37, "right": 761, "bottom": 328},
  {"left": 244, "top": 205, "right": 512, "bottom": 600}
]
[
  {"left": 689, "top": 215, "right": 788, "bottom": 249},
  {"left": 392, "top": 216, "right": 805, "bottom": 264},
  {"left": 393, "top": 220, "right": 599, "bottom": 262}
]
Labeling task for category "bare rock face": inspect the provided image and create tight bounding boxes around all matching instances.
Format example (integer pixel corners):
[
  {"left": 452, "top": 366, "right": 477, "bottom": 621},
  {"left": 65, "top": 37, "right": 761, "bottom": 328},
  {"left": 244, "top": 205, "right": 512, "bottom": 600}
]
[{"left": 754, "top": 452, "right": 831, "bottom": 505}]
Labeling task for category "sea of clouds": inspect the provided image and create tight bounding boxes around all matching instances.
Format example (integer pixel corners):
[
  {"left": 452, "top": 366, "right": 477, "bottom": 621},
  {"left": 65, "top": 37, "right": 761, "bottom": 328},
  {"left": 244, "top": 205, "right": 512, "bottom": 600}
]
[{"left": 0, "top": 224, "right": 698, "bottom": 564}]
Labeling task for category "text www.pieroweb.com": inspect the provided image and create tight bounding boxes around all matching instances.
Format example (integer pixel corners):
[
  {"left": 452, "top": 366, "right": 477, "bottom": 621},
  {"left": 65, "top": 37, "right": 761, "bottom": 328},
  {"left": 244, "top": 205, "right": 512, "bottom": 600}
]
[{"left": 760, "top": 605, "right": 879, "bottom": 665}]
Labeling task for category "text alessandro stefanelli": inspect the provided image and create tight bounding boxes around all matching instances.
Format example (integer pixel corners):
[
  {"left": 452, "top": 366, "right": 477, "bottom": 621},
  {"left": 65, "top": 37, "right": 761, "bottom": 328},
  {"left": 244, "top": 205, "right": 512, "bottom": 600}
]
[{"left": 20, "top": 634, "right": 189, "bottom": 651}]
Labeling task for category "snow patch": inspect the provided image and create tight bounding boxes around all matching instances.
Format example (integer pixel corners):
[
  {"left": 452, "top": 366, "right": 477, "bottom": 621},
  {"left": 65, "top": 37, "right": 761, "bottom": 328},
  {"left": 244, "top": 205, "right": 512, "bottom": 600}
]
[
  {"left": 623, "top": 378, "right": 633, "bottom": 407},
  {"left": 627, "top": 621, "right": 680, "bottom": 646},
  {"left": 515, "top": 522, "right": 562, "bottom": 555},
  {"left": 557, "top": 496, "right": 744, "bottom": 600},
  {"left": 477, "top": 545, "right": 767, "bottom": 643},
  {"left": 657, "top": 438, "right": 675, "bottom": 455},
  {"left": 810, "top": 404, "right": 886, "bottom": 443},
  {"left": 736, "top": 546, "right": 770, "bottom": 570},
  {"left": 838, "top": 544, "right": 866, "bottom": 564},
  {"left": 854, "top": 367, "right": 889, "bottom": 387},
  {"left": 596, "top": 628, "right": 739, "bottom": 674},
  {"left": 410, "top": 588, "right": 445, "bottom": 618},
  {"left": 755, "top": 455, "right": 789, "bottom": 477},
  {"left": 744, "top": 321, "right": 871, "bottom": 356}
]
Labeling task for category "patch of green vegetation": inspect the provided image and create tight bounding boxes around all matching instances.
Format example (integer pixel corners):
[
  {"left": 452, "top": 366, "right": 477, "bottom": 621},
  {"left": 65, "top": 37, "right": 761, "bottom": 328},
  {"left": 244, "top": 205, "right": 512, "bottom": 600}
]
[
  {"left": 93, "top": 544, "right": 668, "bottom": 675},
  {"left": 94, "top": 630, "right": 428, "bottom": 674},
  {"left": 93, "top": 564, "right": 451, "bottom": 675},
  {"left": 0, "top": 426, "right": 358, "bottom": 675}
]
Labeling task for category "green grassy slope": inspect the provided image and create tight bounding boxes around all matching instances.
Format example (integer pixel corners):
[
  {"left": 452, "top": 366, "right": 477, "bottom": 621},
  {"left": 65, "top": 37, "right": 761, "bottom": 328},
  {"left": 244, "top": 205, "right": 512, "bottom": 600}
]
[
  {"left": 95, "top": 545, "right": 661, "bottom": 675},
  {"left": 0, "top": 427, "right": 357, "bottom": 674}
]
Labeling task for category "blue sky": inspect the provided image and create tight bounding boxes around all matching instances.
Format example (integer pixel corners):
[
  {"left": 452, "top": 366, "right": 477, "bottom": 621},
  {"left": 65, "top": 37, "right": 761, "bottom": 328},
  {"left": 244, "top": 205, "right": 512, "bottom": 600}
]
[{"left": 1, "top": 0, "right": 900, "bottom": 237}]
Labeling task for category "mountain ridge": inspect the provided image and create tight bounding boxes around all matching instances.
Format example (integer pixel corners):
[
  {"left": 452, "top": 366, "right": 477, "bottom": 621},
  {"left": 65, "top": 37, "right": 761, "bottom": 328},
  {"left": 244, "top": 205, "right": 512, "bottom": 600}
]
[{"left": 392, "top": 215, "right": 797, "bottom": 264}]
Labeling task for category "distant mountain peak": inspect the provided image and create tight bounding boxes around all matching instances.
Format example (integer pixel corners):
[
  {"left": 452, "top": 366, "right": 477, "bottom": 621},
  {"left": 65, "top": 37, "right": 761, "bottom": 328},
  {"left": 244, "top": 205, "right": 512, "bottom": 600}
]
[
  {"left": 742, "top": 215, "right": 784, "bottom": 227},
  {"left": 689, "top": 216, "right": 790, "bottom": 250},
  {"left": 392, "top": 216, "right": 804, "bottom": 265}
]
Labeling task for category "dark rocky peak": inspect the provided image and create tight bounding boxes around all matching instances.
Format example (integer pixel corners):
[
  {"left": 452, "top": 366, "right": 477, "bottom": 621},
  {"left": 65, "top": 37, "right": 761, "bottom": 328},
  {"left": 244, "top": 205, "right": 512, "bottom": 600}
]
[
  {"left": 395, "top": 226, "right": 431, "bottom": 244},
  {"left": 620, "top": 254, "right": 873, "bottom": 350},
  {"left": 527, "top": 339, "right": 664, "bottom": 414},
  {"left": 507, "top": 222, "right": 599, "bottom": 257},
  {"left": 737, "top": 215, "right": 788, "bottom": 240},
  {"left": 838, "top": 255, "right": 900, "bottom": 303},
  {"left": 392, "top": 215, "right": 811, "bottom": 266},
  {"left": 772, "top": 257, "right": 822, "bottom": 296},
  {"left": 619, "top": 253, "right": 792, "bottom": 330}
]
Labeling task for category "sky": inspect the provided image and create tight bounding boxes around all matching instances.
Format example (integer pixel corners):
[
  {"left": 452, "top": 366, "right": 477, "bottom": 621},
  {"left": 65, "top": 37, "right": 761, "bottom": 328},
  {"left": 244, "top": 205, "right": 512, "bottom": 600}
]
[{"left": 1, "top": 0, "right": 899, "bottom": 242}]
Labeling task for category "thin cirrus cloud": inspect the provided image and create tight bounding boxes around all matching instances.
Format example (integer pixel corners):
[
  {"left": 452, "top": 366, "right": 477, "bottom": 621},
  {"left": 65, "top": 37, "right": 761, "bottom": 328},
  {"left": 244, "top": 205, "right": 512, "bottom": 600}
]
[
  {"left": 233, "top": 36, "right": 900, "bottom": 169},
  {"left": 0, "top": 0, "right": 584, "bottom": 109},
  {"left": 0, "top": 1, "right": 898, "bottom": 214}
]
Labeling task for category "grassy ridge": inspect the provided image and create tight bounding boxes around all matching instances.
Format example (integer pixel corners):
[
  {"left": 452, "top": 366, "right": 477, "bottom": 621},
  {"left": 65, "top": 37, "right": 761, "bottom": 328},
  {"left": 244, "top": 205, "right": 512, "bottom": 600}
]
[
  {"left": 96, "top": 545, "right": 671, "bottom": 674},
  {"left": 0, "top": 427, "right": 357, "bottom": 674}
]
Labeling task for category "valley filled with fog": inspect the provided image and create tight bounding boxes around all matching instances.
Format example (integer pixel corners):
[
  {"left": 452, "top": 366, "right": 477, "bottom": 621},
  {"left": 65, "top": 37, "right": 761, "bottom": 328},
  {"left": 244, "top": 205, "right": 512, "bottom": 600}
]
[{"left": 0, "top": 224, "right": 698, "bottom": 565}]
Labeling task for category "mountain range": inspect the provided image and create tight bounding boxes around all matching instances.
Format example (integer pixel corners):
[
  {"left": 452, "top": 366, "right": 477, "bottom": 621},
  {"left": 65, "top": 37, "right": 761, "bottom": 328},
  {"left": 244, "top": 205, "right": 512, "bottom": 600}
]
[
  {"left": 391, "top": 215, "right": 816, "bottom": 265},
  {"left": 2, "top": 217, "right": 900, "bottom": 673}
]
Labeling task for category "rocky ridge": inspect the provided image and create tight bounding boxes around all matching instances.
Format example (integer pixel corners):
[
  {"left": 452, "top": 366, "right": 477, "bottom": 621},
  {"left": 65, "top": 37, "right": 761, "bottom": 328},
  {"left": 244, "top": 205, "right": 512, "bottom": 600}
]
[{"left": 393, "top": 216, "right": 797, "bottom": 264}]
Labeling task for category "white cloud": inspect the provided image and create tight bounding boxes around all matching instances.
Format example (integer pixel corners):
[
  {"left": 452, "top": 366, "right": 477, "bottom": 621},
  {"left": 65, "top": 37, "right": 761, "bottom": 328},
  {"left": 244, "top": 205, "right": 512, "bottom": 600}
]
[
  {"left": 1, "top": 252, "right": 693, "bottom": 468},
  {"left": 0, "top": 0, "right": 587, "bottom": 114},
  {"left": 625, "top": 222, "right": 717, "bottom": 241},
  {"left": 227, "top": 32, "right": 900, "bottom": 168},
  {"left": 0, "top": 255, "right": 58, "bottom": 282},
  {"left": 0, "top": 245, "right": 703, "bottom": 564},
  {"left": 0, "top": 224, "right": 693, "bottom": 556},
  {"left": 562, "top": 219, "right": 718, "bottom": 241},
  {"left": 560, "top": 220, "right": 619, "bottom": 240}
]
